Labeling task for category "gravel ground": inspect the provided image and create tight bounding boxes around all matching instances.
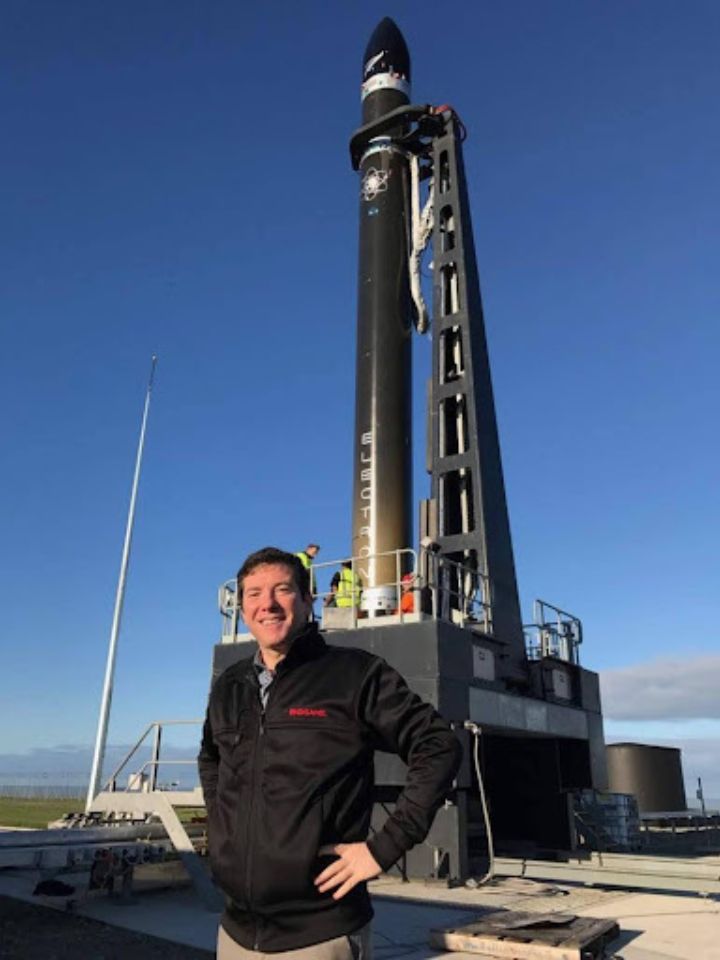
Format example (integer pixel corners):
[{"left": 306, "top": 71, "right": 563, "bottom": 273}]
[{"left": 0, "top": 895, "right": 214, "bottom": 959}]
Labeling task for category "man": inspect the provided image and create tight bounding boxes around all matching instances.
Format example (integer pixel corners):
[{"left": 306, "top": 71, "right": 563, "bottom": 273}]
[
  {"left": 295, "top": 543, "right": 320, "bottom": 596},
  {"left": 327, "top": 560, "right": 362, "bottom": 609},
  {"left": 399, "top": 572, "right": 415, "bottom": 614},
  {"left": 199, "top": 546, "right": 461, "bottom": 959},
  {"left": 296, "top": 543, "right": 320, "bottom": 567}
]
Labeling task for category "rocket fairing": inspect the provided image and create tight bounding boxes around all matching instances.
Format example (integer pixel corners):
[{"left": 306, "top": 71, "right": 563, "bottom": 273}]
[{"left": 351, "top": 18, "right": 414, "bottom": 613}]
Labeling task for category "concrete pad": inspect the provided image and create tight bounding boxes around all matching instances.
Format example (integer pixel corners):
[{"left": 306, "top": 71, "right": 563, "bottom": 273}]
[
  {"left": 373, "top": 878, "right": 720, "bottom": 959},
  {"left": 1, "top": 869, "right": 718, "bottom": 959},
  {"left": 372, "top": 897, "right": 492, "bottom": 959},
  {"left": 578, "top": 890, "right": 720, "bottom": 960},
  {"left": 0, "top": 870, "right": 220, "bottom": 952}
]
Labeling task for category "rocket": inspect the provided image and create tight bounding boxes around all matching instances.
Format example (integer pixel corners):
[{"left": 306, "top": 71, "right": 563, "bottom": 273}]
[{"left": 350, "top": 18, "right": 413, "bottom": 613}]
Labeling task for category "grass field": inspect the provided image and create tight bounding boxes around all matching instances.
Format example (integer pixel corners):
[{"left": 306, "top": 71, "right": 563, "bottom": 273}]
[
  {"left": 0, "top": 797, "right": 205, "bottom": 829},
  {"left": 0, "top": 797, "right": 84, "bottom": 829}
]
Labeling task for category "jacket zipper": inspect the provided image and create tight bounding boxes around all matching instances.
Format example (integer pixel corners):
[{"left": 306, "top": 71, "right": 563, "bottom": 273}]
[
  {"left": 245, "top": 695, "right": 267, "bottom": 950},
  {"left": 243, "top": 664, "right": 292, "bottom": 951}
]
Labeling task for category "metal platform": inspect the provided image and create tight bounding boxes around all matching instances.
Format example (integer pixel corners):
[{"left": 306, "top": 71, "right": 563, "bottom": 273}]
[
  {"left": 0, "top": 823, "right": 173, "bottom": 871},
  {"left": 213, "top": 612, "right": 607, "bottom": 881},
  {"left": 0, "top": 719, "right": 221, "bottom": 912}
]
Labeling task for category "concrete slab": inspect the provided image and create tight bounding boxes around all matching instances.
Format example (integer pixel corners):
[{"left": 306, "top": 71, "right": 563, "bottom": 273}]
[
  {"left": 0, "top": 870, "right": 717, "bottom": 959},
  {"left": 0, "top": 871, "right": 220, "bottom": 951},
  {"left": 374, "top": 880, "right": 720, "bottom": 960},
  {"left": 578, "top": 890, "right": 720, "bottom": 960}
]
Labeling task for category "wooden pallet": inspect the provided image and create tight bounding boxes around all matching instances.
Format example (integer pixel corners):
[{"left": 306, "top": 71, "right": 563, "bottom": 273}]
[{"left": 429, "top": 909, "right": 619, "bottom": 959}]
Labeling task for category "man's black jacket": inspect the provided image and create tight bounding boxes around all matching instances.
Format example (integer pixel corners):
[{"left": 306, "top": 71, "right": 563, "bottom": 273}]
[{"left": 197, "top": 624, "right": 462, "bottom": 952}]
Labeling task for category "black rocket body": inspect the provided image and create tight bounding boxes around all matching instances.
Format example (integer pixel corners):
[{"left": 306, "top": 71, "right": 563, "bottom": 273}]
[{"left": 351, "top": 18, "right": 413, "bottom": 612}]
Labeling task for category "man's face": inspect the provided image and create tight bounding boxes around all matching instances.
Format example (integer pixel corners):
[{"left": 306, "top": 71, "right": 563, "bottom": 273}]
[
  {"left": 306, "top": 545, "right": 319, "bottom": 559},
  {"left": 240, "top": 563, "right": 311, "bottom": 657}
]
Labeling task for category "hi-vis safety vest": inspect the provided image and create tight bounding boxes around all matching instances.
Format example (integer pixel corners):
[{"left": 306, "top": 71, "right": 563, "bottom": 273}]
[
  {"left": 296, "top": 552, "right": 316, "bottom": 593},
  {"left": 336, "top": 567, "right": 362, "bottom": 607}
]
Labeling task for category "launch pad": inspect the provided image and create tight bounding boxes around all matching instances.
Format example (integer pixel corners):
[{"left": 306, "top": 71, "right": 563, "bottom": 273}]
[{"left": 211, "top": 17, "right": 608, "bottom": 882}]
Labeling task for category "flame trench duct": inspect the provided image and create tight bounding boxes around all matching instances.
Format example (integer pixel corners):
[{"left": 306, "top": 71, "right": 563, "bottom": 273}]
[{"left": 351, "top": 18, "right": 413, "bottom": 612}]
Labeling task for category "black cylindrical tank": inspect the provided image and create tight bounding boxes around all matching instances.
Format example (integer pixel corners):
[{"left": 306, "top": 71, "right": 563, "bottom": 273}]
[{"left": 606, "top": 742, "right": 686, "bottom": 813}]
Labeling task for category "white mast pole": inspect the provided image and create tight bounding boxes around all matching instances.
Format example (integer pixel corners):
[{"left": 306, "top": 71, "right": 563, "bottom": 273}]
[{"left": 86, "top": 356, "right": 157, "bottom": 811}]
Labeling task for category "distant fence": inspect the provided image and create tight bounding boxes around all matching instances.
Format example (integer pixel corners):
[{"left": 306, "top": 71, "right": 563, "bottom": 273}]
[
  {"left": 0, "top": 758, "right": 199, "bottom": 799},
  {"left": 0, "top": 774, "right": 87, "bottom": 800}
]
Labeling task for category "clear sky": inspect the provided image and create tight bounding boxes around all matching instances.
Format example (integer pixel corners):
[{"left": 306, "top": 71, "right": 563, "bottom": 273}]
[{"left": 1, "top": 1, "right": 718, "bottom": 794}]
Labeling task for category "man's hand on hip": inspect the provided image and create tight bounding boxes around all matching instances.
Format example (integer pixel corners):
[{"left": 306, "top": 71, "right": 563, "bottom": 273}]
[{"left": 315, "top": 843, "right": 381, "bottom": 900}]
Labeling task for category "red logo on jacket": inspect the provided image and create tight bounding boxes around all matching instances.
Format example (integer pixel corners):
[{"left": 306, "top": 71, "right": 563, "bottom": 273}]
[{"left": 288, "top": 707, "right": 327, "bottom": 718}]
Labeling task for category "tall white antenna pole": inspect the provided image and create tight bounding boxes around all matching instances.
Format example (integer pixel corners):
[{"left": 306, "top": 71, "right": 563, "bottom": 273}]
[{"left": 86, "top": 356, "right": 158, "bottom": 811}]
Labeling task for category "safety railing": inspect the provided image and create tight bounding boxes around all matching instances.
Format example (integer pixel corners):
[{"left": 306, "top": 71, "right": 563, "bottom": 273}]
[
  {"left": 219, "top": 581, "right": 240, "bottom": 641},
  {"left": 423, "top": 551, "right": 492, "bottom": 633},
  {"left": 524, "top": 599, "right": 582, "bottom": 665},
  {"left": 312, "top": 548, "right": 418, "bottom": 626},
  {"left": 219, "top": 547, "right": 493, "bottom": 638},
  {"left": 99, "top": 720, "right": 203, "bottom": 795}
]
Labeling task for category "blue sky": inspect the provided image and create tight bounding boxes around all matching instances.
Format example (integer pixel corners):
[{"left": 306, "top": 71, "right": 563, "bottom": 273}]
[{"left": 1, "top": 1, "right": 718, "bottom": 793}]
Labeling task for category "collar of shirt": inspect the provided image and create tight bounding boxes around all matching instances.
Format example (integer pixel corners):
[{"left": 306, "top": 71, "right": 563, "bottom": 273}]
[{"left": 253, "top": 648, "right": 275, "bottom": 708}]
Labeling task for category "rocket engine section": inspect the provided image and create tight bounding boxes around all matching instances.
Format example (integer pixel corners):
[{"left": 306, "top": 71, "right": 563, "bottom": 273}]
[{"left": 351, "top": 19, "right": 414, "bottom": 613}]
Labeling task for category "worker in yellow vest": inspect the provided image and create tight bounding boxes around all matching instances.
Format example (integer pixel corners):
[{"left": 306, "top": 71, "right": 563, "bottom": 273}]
[
  {"left": 295, "top": 544, "right": 320, "bottom": 596},
  {"left": 334, "top": 560, "right": 362, "bottom": 608}
]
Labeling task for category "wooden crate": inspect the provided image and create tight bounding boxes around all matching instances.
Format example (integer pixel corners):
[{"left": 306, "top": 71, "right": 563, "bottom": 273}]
[{"left": 429, "top": 909, "right": 619, "bottom": 959}]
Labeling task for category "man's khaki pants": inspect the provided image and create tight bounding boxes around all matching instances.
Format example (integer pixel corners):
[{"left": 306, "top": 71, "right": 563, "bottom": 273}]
[{"left": 217, "top": 922, "right": 372, "bottom": 959}]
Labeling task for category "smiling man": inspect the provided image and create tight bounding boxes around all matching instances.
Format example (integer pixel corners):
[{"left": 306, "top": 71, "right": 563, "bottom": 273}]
[{"left": 198, "top": 546, "right": 461, "bottom": 960}]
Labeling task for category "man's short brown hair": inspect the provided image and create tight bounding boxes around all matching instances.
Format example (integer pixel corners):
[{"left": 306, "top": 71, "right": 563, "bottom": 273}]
[{"left": 236, "top": 547, "right": 311, "bottom": 603}]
